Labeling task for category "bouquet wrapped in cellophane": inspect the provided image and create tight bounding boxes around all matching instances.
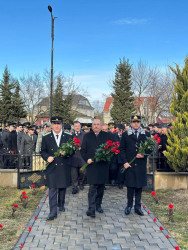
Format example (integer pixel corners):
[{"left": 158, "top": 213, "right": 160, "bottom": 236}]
[
  {"left": 121, "top": 136, "right": 157, "bottom": 173},
  {"left": 80, "top": 140, "right": 120, "bottom": 172}
]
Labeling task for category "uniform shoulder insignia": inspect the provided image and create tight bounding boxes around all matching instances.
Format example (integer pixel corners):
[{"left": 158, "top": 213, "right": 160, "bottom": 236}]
[
  {"left": 64, "top": 131, "right": 72, "bottom": 135},
  {"left": 44, "top": 132, "right": 51, "bottom": 136}
]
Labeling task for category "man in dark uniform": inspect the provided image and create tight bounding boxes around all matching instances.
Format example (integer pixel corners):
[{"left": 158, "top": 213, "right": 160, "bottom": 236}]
[
  {"left": 71, "top": 121, "right": 86, "bottom": 194},
  {"left": 81, "top": 119, "right": 113, "bottom": 218},
  {"left": 2, "top": 123, "right": 10, "bottom": 168},
  {"left": 8, "top": 123, "right": 18, "bottom": 169},
  {"left": 120, "top": 115, "right": 151, "bottom": 216},
  {"left": 41, "top": 116, "right": 72, "bottom": 220}
]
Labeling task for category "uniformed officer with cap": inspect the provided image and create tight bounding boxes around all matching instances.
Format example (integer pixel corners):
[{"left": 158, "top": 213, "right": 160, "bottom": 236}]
[
  {"left": 120, "top": 115, "right": 151, "bottom": 216},
  {"left": 41, "top": 116, "right": 72, "bottom": 220}
]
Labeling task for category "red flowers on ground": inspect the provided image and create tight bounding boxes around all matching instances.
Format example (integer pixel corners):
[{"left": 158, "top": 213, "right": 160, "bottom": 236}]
[
  {"left": 46, "top": 194, "right": 48, "bottom": 198},
  {"left": 159, "top": 226, "right": 164, "bottom": 230},
  {"left": 153, "top": 218, "right": 157, "bottom": 222},
  {"left": 166, "top": 235, "right": 170, "bottom": 239},
  {"left": 31, "top": 184, "right": 35, "bottom": 188},
  {"left": 43, "top": 200, "right": 45, "bottom": 203},
  {"left": 19, "top": 243, "right": 23, "bottom": 248},
  {"left": 151, "top": 191, "right": 156, "bottom": 196},
  {"left": 0, "top": 224, "right": 3, "bottom": 229},
  {"left": 12, "top": 204, "right": 19, "bottom": 217},
  {"left": 34, "top": 216, "right": 37, "bottom": 220},
  {"left": 175, "top": 246, "right": 180, "bottom": 250},
  {"left": 147, "top": 211, "right": 150, "bottom": 214},
  {"left": 143, "top": 205, "right": 146, "bottom": 208},
  {"left": 22, "top": 195, "right": 28, "bottom": 199},
  {"left": 13, "top": 204, "right": 18, "bottom": 208},
  {"left": 28, "top": 226, "right": 31, "bottom": 232},
  {"left": 22, "top": 191, "right": 26, "bottom": 195},
  {"left": 169, "top": 204, "right": 173, "bottom": 209}
]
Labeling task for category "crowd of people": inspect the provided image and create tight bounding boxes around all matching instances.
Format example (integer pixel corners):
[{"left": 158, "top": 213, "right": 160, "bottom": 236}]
[{"left": 0, "top": 116, "right": 173, "bottom": 219}]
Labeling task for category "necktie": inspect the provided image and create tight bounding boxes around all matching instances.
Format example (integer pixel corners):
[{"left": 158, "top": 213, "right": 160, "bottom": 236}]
[
  {"left": 134, "top": 130, "right": 137, "bottom": 138},
  {"left": 56, "top": 135, "right": 59, "bottom": 139}
]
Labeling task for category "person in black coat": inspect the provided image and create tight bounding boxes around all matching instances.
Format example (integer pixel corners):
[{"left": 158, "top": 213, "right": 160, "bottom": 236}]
[
  {"left": 41, "top": 116, "right": 72, "bottom": 220},
  {"left": 71, "top": 121, "right": 86, "bottom": 194},
  {"left": 120, "top": 115, "right": 151, "bottom": 216},
  {"left": 81, "top": 119, "right": 113, "bottom": 218}
]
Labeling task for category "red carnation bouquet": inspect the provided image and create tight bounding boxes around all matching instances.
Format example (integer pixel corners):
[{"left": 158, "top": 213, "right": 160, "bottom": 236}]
[
  {"left": 80, "top": 140, "right": 120, "bottom": 172},
  {"left": 45, "top": 137, "right": 80, "bottom": 168}
]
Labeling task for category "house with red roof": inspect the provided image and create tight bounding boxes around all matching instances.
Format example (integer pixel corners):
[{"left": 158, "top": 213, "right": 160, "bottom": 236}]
[{"left": 103, "top": 96, "right": 158, "bottom": 124}]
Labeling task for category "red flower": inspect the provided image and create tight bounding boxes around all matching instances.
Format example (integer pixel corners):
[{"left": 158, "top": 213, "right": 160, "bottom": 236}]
[
  {"left": 37, "top": 206, "right": 39, "bottom": 208},
  {"left": 153, "top": 134, "right": 159, "bottom": 140},
  {"left": 113, "top": 130, "right": 117, "bottom": 133},
  {"left": 147, "top": 211, "right": 150, "bottom": 214},
  {"left": 169, "top": 204, "right": 173, "bottom": 209},
  {"left": 106, "top": 140, "right": 113, "bottom": 145},
  {"left": 23, "top": 195, "right": 28, "bottom": 199},
  {"left": 151, "top": 191, "right": 156, "bottom": 196},
  {"left": 104, "top": 145, "right": 109, "bottom": 149},
  {"left": 34, "top": 216, "right": 37, "bottom": 220},
  {"left": 0, "top": 224, "right": 3, "bottom": 229},
  {"left": 28, "top": 226, "right": 31, "bottom": 232},
  {"left": 19, "top": 243, "right": 23, "bottom": 249},
  {"left": 159, "top": 226, "right": 164, "bottom": 230},
  {"left": 175, "top": 246, "right": 180, "bottom": 250},
  {"left": 12, "top": 151, "right": 15, "bottom": 155},
  {"left": 43, "top": 200, "right": 45, "bottom": 203},
  {"left": 166, "top": 235, "right": 170, "bottom": 239},
  {"left": 22, "top": 191, "right": 26, "bottom": 195},
  {"left": 73, "top": 137, "right": 80, "bottom": 145},
  {"left": 115, "top": 150, "right": 120, "bottom": 154},
  {"left": 46, "top": 194, "right": 48, "bottom": 198},
  {"left": 114, "top": 141, "right": 120, "bottom": 146},
  {"left": 31, "top": 184, "right": 35, "bottom": 188},
  {"left": 110, "top": 148, "right": 117, "bottom": 152},
  {"left": 157, "top": 138, "right": 161, "bottom": 143},
  {"left": 13, "top": 204, "right": 18, "bottom": 208},
  {"left": 143, "top": 205, "right": 146, "bottom": 208},
  {"left": 153, "top": 218, "right": 157, "bottom": 222}
]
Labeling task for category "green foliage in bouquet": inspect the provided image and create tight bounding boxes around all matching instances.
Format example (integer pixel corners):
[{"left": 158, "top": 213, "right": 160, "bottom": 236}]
[
  {"left": 80, "top": 140, "right": 120, "bottom": 172},
  {"left": 121, "top": 137, "right": 157, "bottom": 173}
]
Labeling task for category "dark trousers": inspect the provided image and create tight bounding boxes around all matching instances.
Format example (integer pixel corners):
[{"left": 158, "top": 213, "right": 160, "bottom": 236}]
[
  {"left": 127, "top": 187, "right": 142, "bottom": 209},
  {"left": 71, "top": 167, "right": 85, "bottom": 188},
  {"left": 49, "top": 188, "right": 66, "bottom": 216},
  {"left": 109, "top": 162, "right": 118, "bottom": 182},
  {"left": 88, "top": 184, "right": 105, "bottom": 212},
  {"left": 117, "top": 164, "right": 125, "bottom": 185}
]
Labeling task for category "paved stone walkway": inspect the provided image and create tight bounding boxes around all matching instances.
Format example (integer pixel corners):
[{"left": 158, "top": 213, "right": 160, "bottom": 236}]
[{"left": 14, "top": 186, "right": 178, "bottom": 250}]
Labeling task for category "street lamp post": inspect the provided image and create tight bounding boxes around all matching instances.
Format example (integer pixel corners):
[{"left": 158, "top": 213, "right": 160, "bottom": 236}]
[{"left": 48, "top": 5, "right": 55, "bottom": 120}]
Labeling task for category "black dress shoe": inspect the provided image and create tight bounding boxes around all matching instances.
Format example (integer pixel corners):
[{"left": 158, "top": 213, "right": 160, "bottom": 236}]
[
  {"left": 118, "top": 184, "right": 123, "bottom": 189},
  {"left": 135, "top": 208, "right": 144, "bottom": 216},
  {"left": 47, "top": 214, "right": 57, "bottom": 220},
  {"left": 72, "top": 188, "right": 78, "bottom": 194},
  {"left": 79, "top": 184, "right": 84, "bottom": 190},
  {"left": 59, "top": 206, "right": 65, "bottom": 212},
  {"left": 96, "top": 207, "right": 104, "bottom": 213},
  {"left": 86, "top": 210, "right": 95, "bottom": 218},
  {"left": 124, "top": 206, "right": 132, "bottom": 215}
]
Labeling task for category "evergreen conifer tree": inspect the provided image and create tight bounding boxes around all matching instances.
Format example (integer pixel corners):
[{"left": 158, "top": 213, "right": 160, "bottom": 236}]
[
  {"left": 164, "top": 57, "right": 188, "bottom": 171},
  {"left": 53, "top": 77, "right": 74, "bottom": 124},
  {"left": 110, "top": 58, "right": 135, "bottom": 124},
  {"left": 0, "top": 66, "right": 15, "bottom": 124},
  {"left": 12, "top": 80, "right": 27, "bottom": 122}
]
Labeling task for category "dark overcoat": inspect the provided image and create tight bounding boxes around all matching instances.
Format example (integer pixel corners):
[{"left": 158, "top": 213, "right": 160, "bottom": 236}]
[
  {"left": 20, "top": 133, "right": 37, "bottom": 156},
  {"left": 81, "top": 130, "right": 113, "bottom": 184},
  {"left": 41, "top": 131, "right": 72, "bottom": 188},
  {"left": 8, "top": 130, "right": 18, "bottom": 153},
  {"left": 71, "top": 131, "right": 86, "bottom": 168},
  {"left": 120, "top": 128, "right": 151, "bottom": 188}
]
